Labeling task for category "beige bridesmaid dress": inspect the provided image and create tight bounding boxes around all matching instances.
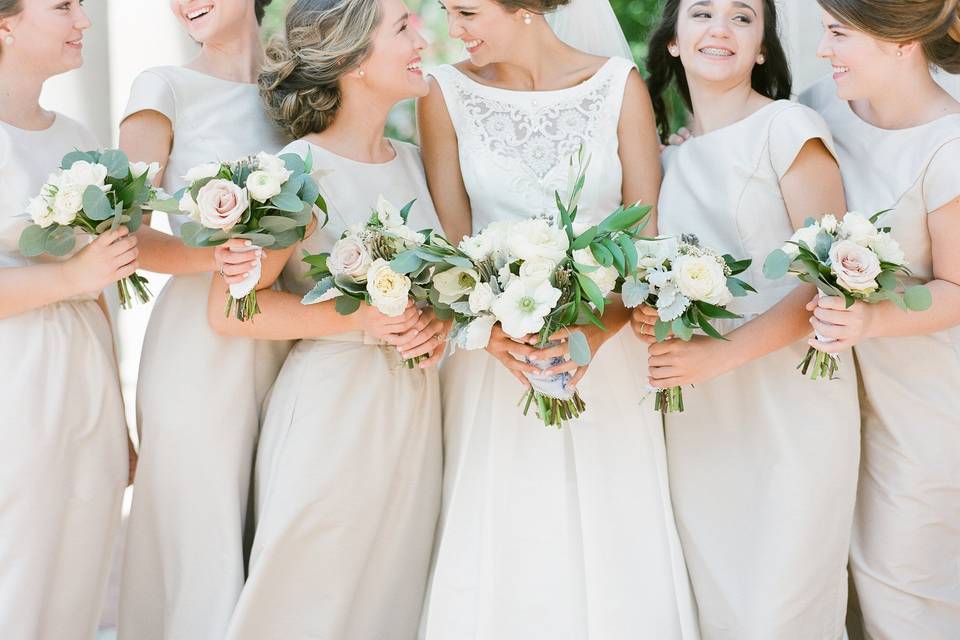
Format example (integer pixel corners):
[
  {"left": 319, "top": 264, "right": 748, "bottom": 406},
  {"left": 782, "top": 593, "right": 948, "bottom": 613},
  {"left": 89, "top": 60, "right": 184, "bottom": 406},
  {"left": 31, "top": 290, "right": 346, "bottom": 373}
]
[
  {"left": 224, "top": 140, "right": 442, "bottom": 640},
  {"left": 658, "top": 100, "right": 861, "bottom": 639},
  {"left": 117, "top": 67, "right": 292, "bottom": 640},
  {"left": 804, "top": 78, "right": 960, "bottom": 639},
  {"left": 0, "top": 116, "right": 127, "bottom": 639}
]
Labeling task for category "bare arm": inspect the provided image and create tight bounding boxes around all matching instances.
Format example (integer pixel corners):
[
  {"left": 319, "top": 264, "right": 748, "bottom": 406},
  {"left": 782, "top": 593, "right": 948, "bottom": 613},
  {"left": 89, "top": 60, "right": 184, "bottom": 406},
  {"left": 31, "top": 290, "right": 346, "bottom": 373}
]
[
  {"left": 119, "top": 110, "right": 217, "bottom": 275},
  {"left": 417, "top": 79, "right": 472, "bottom": 244},
  {"left": 618, "top": 69, "right": 662, "bottom": 236}
]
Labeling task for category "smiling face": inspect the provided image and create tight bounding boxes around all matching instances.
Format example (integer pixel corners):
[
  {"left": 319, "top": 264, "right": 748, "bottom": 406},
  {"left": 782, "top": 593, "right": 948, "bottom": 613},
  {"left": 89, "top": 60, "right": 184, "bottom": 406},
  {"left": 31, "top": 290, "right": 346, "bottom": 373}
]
[
  {"left": 438, "top": 0, "right": 526, "bottom": 66},
  {"left": 169, "top": 0, "right": 256, "bottom": 44},
  {"left": 817, "top": 9, "right": 896, "bottom": 101},
  {"left": 672, "top": 0, "right": 765, "bottom": 89},
  {"left": 358, "top": 0, "right": 429, "bottom": 102},
  {"left": 0, "top": 0, "right": 89, "bottom": 75}
]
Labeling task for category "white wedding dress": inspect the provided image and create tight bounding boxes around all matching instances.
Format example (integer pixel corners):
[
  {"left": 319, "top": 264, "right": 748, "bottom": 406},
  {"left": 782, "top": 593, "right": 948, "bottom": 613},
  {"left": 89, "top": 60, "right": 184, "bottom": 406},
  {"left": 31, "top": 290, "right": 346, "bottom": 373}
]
[{"left": 421, "top": 57, "right": 698, "bottom": 640}]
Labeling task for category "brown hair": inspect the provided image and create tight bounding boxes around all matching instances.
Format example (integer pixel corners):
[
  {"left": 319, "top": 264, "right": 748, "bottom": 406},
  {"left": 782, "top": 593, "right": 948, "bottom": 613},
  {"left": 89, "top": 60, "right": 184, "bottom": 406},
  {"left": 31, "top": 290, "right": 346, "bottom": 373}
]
[
  {"left": 259, "top": 0, "right": 382, "bottom": 138},
  {"left": 492, "top": 0, "right": 570, "bottom": 12},
  {"left": 817, "top": 0, "right": 960, "bottom": 73},
  {"left": 254, "top": 0, "right": 273, "bottom": 24}
]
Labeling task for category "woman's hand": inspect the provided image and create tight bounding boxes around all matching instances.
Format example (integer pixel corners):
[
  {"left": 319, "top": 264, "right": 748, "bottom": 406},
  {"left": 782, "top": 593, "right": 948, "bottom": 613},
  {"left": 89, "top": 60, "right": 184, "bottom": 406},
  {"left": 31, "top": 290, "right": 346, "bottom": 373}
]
[
  {"left": 485, "top": 325, "right": 541, "bottom": 388},
  {"left": 647, "top": 335, "right": 732, "bottom": 388},
  {"left": 356, "top": 299, "right": 421, "bottom": 341},
  {"left": 63, "top": 227, "right": 139, "bottom": 293},
  {"left": 630, "top": 304, "right": 669, "bottom": 345},
  {"left": 537, "top": 323, "right": 615, "bottom": 389},
  {"left": 212, "top": 239, "right": 264, "bottom": 285},
  {"left": 806, "top": 294, "right": 873, "bottom": 353},
  {"left": 388, "top": 307, "right": 451, "bottom": 368}
]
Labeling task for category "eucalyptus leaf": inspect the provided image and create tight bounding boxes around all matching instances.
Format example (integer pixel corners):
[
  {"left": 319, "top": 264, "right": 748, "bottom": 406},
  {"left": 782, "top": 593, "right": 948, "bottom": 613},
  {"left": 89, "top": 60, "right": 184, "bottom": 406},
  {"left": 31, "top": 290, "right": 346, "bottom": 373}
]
[
  {"left": 281, "top": 152, "right": 306, "bottom": 174},
  {"left": 335, "top": 295, "right": 362, "bottom": 315},
  {"left": 260, "top": 215, "right": 300, "bottom": 233},
  {"left": 61, "top": 150, "right": 96, "bottom": 170},
  {"left": 904, "top": 284, "right": 932, "bottom": 311},
  {"left": 672, "top": 317, "right": 694, "bottom": 341},
  {"left": 269, "top": 192, "right": 305, "bottom": 213},
  {"left": 179, "top": 221, "right": 204, "bottom": 246},
  {"left": 18, "top": 224, "right": 49, "bottom": 257},
  {"left": 762, "top": 249, "right": 792, "bottom": 279},
  {"left": 390, "top": 250, "right": 423, "bottom": 274},
  {"left": 233, "top": 232, "right": 277, "bottom": 247},
  {"left": 82, "top": 185, "right": 114, "bottom": 221},
  {"left": 44, "top": 225, "right": 77, "bottom": 256},
  {"left": 568, "top": 330, "right": 591, "bottom": 366},
  {"left": 99, "top": 149, "right": 130, "bottom": 179},
  {"left": 654, "top": 319, "right": 671, "bottom": 342}
]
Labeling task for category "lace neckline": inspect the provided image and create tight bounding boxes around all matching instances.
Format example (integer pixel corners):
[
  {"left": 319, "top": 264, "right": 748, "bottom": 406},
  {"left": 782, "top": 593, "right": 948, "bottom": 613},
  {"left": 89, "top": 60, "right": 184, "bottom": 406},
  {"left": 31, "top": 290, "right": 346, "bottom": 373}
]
[{"left": 445, "top": 57, "right": 620, "bottom": 101}]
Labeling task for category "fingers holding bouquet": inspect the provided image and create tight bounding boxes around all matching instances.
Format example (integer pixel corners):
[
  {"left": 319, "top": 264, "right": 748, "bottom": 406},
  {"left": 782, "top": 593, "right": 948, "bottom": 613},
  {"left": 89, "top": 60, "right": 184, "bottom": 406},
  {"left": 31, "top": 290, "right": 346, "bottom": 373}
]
[
  {"left": 805, "top": 294, "right": 873, "bottom": 353},
  {"left": 213, "top": 239, "right": 264, "bottom": 286}
]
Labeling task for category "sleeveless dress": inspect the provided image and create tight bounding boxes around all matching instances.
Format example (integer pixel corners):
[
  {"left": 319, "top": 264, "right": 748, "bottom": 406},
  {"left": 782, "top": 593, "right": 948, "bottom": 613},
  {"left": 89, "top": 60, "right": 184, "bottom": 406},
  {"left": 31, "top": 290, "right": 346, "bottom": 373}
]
[
  {"left": 658, "top": 100, "right": 861, "bottom": 640},
  {"left": 0, "top": 115, "right": 128, "bottom": 639},
  {"left": 421, "top": 57, "right": 699, "bottom": 640},
  {"left": 225, "top": 140, "right": 443, "bottom": 640},
  {"left": 118, "top": 66, "right": 293, "bottom": 640},
  {"left": 803, "top": 78, "right": 960, "bottom": 639}
]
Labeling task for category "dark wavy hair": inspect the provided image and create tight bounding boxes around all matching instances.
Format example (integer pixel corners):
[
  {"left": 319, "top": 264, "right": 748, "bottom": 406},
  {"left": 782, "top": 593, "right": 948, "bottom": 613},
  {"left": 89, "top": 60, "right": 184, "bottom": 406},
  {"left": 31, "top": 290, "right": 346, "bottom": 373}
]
[
  {"left": 645, "top": 0, "right": 792, "bottom": 141},
  {"left": 255, "top": 0, "right": 273, "bottom": 24}
]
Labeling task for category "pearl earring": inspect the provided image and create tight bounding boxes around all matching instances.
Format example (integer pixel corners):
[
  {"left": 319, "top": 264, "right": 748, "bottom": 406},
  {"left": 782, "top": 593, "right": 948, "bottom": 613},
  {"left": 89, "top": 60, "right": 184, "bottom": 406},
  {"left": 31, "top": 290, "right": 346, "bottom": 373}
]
[
  {"left": 668, "top": 46, "right": 679, "bottom": 57},
  {"left": 523, "top": 12, "right": 532, "bottom": 25},
  {"left": 358, "top": 69, "right": 365, "bottom": 77},
  {"left": 896, "top": 48, "right": 903, "bottom": 57},
  {"left": 2, "top": 35, "right": 12, "bottom": 46},
  {"left": 757, "top": 54, "right": 765, "bottom": 64}
]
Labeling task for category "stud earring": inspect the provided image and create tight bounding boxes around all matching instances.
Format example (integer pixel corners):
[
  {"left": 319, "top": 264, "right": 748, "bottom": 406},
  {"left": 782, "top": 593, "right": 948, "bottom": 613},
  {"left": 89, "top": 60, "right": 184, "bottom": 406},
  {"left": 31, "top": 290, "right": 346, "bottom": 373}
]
[
  {"left": 523, "top": 12, "right": 532, "bottom": 25},
  {"left": 2, "top": 35, "right": 12, "bottom": 46},
  {"left": 757, "top": 54, "right": 766, "bottom": 64},
  {"left": 668, "top": 46, "right": 680, "bottom": 57},
  {"left": 358, "top": 69, "right": 365, "bottom": 77},
  {"left": 896, "top": 47, "right": 903, "bottom": 57}
]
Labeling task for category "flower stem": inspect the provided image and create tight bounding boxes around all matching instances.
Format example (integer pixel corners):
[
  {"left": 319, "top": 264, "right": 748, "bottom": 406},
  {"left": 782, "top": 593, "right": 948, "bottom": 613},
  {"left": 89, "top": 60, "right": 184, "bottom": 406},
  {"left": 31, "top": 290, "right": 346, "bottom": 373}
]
[
  {"left": 655, "top": 386, "right": 684, "bottom": 414},
  {"left": 797, "top": 346, "right": 840, "bottom": 380},
  {"left": 224, "top": 289, "right": 261, "bottom": 322},
  {"left": 519, "top": 389, "right": 587, "bottom": 428}
]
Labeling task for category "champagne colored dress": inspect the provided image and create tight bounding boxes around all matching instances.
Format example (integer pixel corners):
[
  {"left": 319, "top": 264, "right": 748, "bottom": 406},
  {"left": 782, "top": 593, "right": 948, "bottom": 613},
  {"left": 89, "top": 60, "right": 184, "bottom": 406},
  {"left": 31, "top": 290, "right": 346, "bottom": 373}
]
[
  {"left": 804, "top": 77, "right": 960, "bottom": 639},
  {"left": 658, "top": 100, "right": 861, "bottom": 640},
  {"left": 225, "top": 140, "right": 442, "bottom": 640},
  {"left": 118, "top": 66, "right": 293, "bottom": 640},
  {"left": 0, "top": 115, "right": 127, "bottom": 639}
]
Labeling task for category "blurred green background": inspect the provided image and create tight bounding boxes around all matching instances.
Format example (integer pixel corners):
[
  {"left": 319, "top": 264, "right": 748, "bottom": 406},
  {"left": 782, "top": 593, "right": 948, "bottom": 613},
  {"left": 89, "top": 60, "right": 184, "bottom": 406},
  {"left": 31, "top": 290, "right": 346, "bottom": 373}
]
[{"left": 262, "top": 0, "right": 680, "bottom": 140}]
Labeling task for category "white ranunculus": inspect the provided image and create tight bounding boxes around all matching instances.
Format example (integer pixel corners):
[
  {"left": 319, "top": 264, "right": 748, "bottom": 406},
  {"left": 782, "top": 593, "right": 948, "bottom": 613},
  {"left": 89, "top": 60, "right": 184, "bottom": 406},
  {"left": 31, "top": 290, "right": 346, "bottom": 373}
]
[
  {"left": 27, "top": 196, "right": 55, "bottom": 228},
  {"left": 328, "top": 235, "right": 372, "bottom": 280},
  {"left": 784, "top": 223, "right": 822, "bottom": 257},
  {"left": 366, "top": 259, "right": 411, "bottom": 316},
  {"left": 635, "top": 236, "right": 678, "bottom": 270},
  {"left": 457, "top": 313, "right": 497, "bottom": 350},
  {"left": 672, "top": 254, "right": 732, "bottom": 306},
  {"left": 490, "top": 277, "right": 562, "bottom": 339},
  {"left": 433, "top": 266, "right": 480, "bottom": 304},
  {"left": 195, "top": 179, "right": 249, "bottom": 230},
  {"left": 62, "top": 161, "right": 108, "bottom": 188},
  {"left": 518, "top": 256, "right": 556, "bottom": 286},
  {"left": 183, "top": 162, "right": 222, "bottom": 183},
  {"left": 129, "top": 161, "right": 161, "bottom": 182},
  {"left": 506, "top": 218, "right": 569, "bottom": 265},
  {"left": 869, "top": 232, "right": 906, "bottom": 266},
  {"left": 459, "top": 233, "right": 492, "bottom": 262},
  {"left": 573, "top": 248, "right": 619, "bottom": 297},
  {"left": 255, "top": 151, "right": 292, "bottom": 181},
  {"left": 820, "top": 214, "right": 839, "bottom": 234},
  {"left": 840, "top": 211, "right": 878, "bottom": 245},
  {"left": 246, "top": 170, "right": 284, "bottom": 203},
  {"left": 468, "top": 281, "right": 495, "bottom": 313},
  {"left": 52, "top": 183, "right": 84, "bottom": 225},
  {"left": 375, "top": 195, "right": 405, "bottom": 228},
  {"left": 829, "top": 240, "right": 881, "bottom": 294},
  {"left": 179, "top": 191, "right": 201, "bottom": 221}
]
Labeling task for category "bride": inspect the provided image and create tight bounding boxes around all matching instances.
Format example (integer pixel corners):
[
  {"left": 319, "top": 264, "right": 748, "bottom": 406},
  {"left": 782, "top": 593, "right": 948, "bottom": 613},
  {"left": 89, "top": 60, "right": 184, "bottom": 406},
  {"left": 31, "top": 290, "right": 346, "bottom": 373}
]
[{"left": 418, "top": 0, "right": 699, "bottom": 638}]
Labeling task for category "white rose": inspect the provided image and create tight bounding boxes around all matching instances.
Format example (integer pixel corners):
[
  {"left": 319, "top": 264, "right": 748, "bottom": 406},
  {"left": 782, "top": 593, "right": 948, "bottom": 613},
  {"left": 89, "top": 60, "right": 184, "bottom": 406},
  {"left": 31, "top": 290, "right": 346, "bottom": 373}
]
[
  {"left": 459, "top": 233, "right": 492, "bottom": 261},
  {"left": 27, "top": 196, "right": 56, "bottom": 228},
  {"left": 195, "top": 179, "right": 249, "bottom": 230},
  {"left": 468, "top": 281, "right": 494, "bottom": 313},
  {"left": 246, "top": 170, "right": 284, "bottom": 202},
  {"left": 456, "top": 313, "right": 497, "bottom": 350},
  {"left": 366, "top": 258, "right": 412, "bottom": 316},
  {"left": 62, "top": 160, "right": 108, "bottom": 188},
  {"left": 784, "top": 223, "right": 822, "bottom": 257},
  {"left": 518, "top": 257, "right": 556, "bottom": 286},
  {"left": 869, "top": 232, "right": 906, "bottom": 266},
  {"left": 840, "top": 211, "right": 878, "bottom": 245},
  {"left": 129, "top": 161, "right": 161, "bottom": 182},
  {"left": 573, "top": 248, "right": 619, "bottom": 297},
  {"left": 52, "top": 183, "right": 84, "bottom": 225},
  {"left": 433, "top": 266, "right": 480, "bottom": 304},
  {"left": 183, "top": 162, "right": 222, "bottom": 183},
  {"left": 672, "top": 254, "right": 732, "bottom": 306},
  {"left": 506, "top": 218, "right": 569, "bottom": 265},
  {"left": 829, "top": 239, "right": 881, "bottom": 294},
  {"left": 820, "top": 214, "right": 839, "bottom": 234},
  {"left": 179, "top": 190, "right": 201, "bottom": 221},
  {"left": 375, "top": 195, "right": 405, "bottom": 227},
  {"left": 490, "top": 278, "right": 562, "bottom": 339},
  {"left": 255, "top": 152, "right": 292, "bottom": 180},
  {"left": 328, "top": 235, "right": 372, "bottom": 280}
]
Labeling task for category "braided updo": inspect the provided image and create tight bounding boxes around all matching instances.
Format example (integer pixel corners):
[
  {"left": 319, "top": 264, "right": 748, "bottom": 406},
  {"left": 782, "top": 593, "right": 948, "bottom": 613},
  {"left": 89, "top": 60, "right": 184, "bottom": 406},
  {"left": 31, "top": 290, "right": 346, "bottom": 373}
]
[{"left": 259, "top": 0, "right": 382, "bottom": 138}]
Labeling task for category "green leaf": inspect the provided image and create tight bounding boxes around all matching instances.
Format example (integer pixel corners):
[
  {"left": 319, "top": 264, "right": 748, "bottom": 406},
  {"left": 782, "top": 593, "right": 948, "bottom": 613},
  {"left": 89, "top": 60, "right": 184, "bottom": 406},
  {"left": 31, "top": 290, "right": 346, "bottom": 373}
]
[
  {"left": 117, "top": 170, "right": 149, "bottom": 209},
  {"left": 268, "top": 228, "right": 301, "bottom": 248},
  {"left": 390, "top": 250, "right": 424, "bottom": 274},
  {"left": 60, "top": 150, "right": 96, "bottom": 170},
  {"left": 696, "top": 302, "right": 740, "bottom": 319},
  {"left": 18, "top": 224, "right": 50, "bottom": 257},
  {"left": 618, "top": 234, "right": 638, "bottom": 275},
  {"left": 672, "top": 317, "right": 694, "bottom": 341},
  {"left": 876, "top": 270, "right": 898, "bottom": 292},
  {"left": 723, "top": 254, "right": 752, "bottom": 275},
  {"left": 568, "top": 330, "right": 592, "bottom": 366},
  {"left": 726, "top": 276, "right": 756, "bottom": 297},
  {"left": 83, "top": 185, "right": 114, "bottom": 221},
  {"left": 259, "top": 215, "right": 300, "bottom": 233},
  {"left": 654, "top": 319, "right": 671, "bottom": 342},
  {"left": 99, "top": 149, "right": 130, "bottom": 179},
  {"left": 179, "top": 221, "right": 205, "bottom": 246},
  {"left": 399, "top": 199, "right": 416, "bottom": 224},
  {"left": 575, "top": 272, "right": 605, "bottom": 313},
  {"left": 598, "top": 204, "right": 651, "bottom": 234},
  {"left": 302, "top": 252, "right": 329, "bottom": 269},
  {"left": 44, "top": 225, "right": 76, "bottom": 256},
  {"left": 589, "top": 242, "right": 614, "bottom": 268},
  {"left": 602, "top": 238, "right": 625, "bottom": 275},
  {"left": 904, "top": 284, "right": 932, "bottom": 311},
  {"left": 232, "top": 232, "right": 276, "bottom": 247},
  {"left": 301, "top": 277, "right": 336, "bottom": 305},
  {"left": 571, "top": 226, "right": 597, "bottom": 250},
  {"left": 189, "top": 176, "right": 217, "bottom": 201},
  {"left": 698, "top": 317, "right": 726, "bottom": 341},
  {"left": 269, "top": 192, "right": 305, "bottom": 213},
  {"left": 145, "top": 197, "right": 181, "bottom": 214},
  {"left": 814, "top": 230, "right": 833, "bottom": 261},
  {"left": 444, "top": 254, "right": 475, "bottom": 269},
  {"left": 335, "top": 295, "right": 362, "bottom": 315},
  {"left": 298, "top": 176, "right": 320, "bottom": 209},
  {"left": 280, "top": 152, "right": 306, "bottom": 174},
  {"left": 763, "top": 249, "right": 792, "bottom": 280}
]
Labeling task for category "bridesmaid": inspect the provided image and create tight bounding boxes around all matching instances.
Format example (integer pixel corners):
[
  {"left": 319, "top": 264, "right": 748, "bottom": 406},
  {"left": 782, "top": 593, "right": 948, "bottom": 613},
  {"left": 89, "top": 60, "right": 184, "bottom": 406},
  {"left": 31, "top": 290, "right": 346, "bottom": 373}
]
[
  {"left": 116, "top": 1, "right": 294, "bottom": 638},
  {"left": 636, "top": 0, "right": 860, "bottom": 637},
  {"left": 0, "top": 1, "right": 128, "bottom": 637},
  {"left": 206, "top": 0, "right": 444, "bottom": 637},
  {"left": 801, "top": 1, "right": 960, "bottom": 635}
]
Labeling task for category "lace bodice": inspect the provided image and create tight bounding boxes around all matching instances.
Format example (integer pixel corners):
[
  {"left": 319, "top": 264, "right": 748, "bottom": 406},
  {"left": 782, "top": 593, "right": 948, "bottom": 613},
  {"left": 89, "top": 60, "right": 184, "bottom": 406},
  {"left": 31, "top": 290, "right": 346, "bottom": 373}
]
[{"left": 429, "top": 57, "right": 636, "bottom": 232}]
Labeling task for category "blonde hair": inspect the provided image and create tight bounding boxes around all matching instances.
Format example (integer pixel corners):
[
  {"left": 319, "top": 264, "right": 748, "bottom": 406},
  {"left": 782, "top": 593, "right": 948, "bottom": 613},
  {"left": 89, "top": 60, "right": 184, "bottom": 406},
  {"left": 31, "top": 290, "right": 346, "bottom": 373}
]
[
  {"left": 818, "top": 0, "right": 960, "bottom": 73},
  {"left": 259, "top": 0, "right": 382, "bottom": 138}
]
